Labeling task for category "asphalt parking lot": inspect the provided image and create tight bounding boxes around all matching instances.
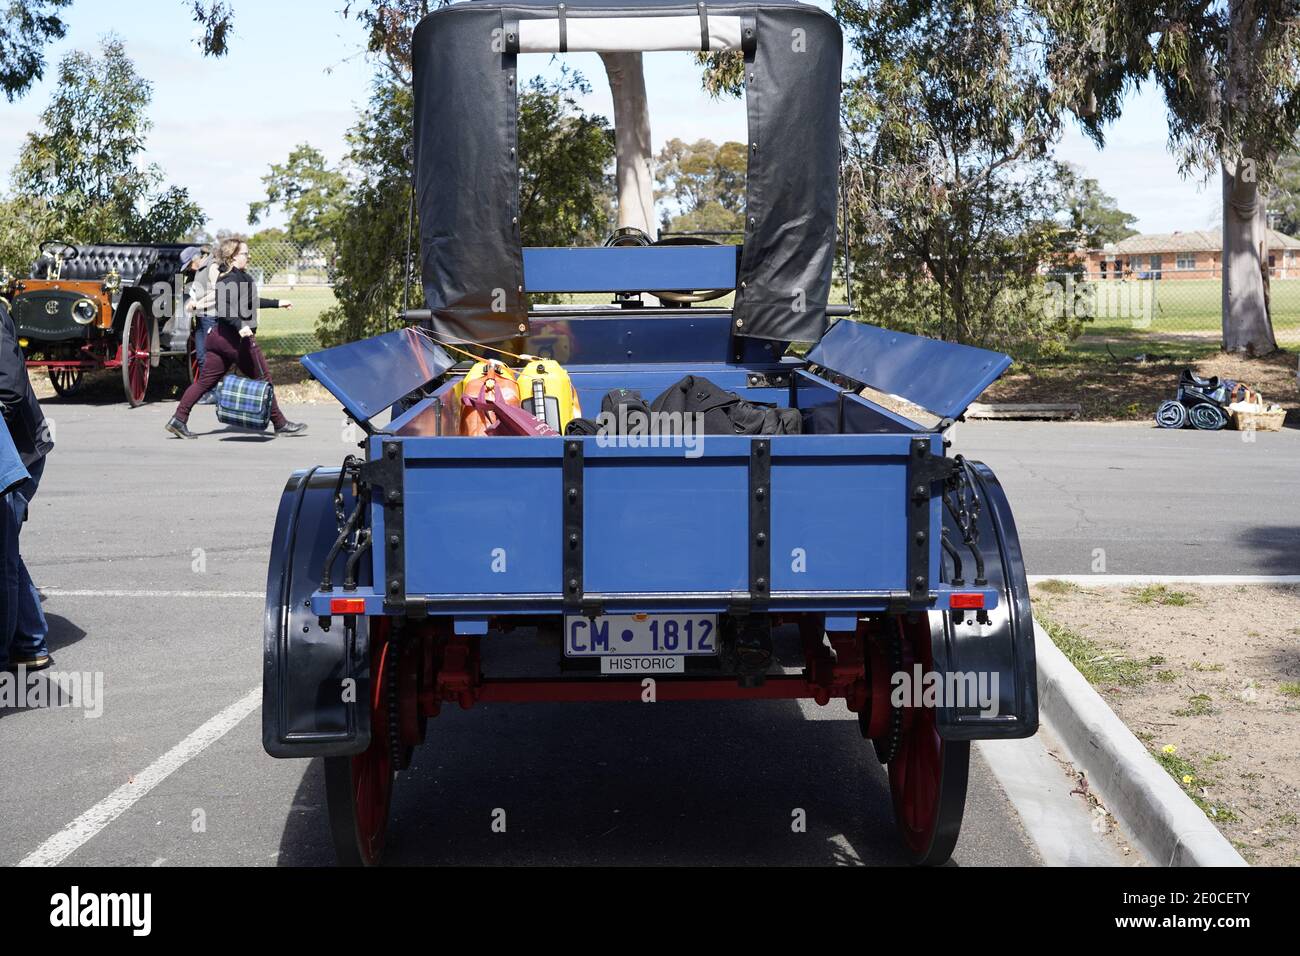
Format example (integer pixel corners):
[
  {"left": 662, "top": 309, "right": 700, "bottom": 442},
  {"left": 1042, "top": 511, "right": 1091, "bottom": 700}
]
[
  {"left": 5, "top": 398, "right": 1295, "bottom": 866},
  {"left": 950, "top": 420, "right": 1300, "bottom": 576}
]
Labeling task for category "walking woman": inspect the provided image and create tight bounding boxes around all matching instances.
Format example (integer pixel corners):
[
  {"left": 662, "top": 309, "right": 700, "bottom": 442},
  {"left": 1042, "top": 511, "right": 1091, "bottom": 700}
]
[{"left": 166, "top": 238, "right": 306, "bottom": 438}]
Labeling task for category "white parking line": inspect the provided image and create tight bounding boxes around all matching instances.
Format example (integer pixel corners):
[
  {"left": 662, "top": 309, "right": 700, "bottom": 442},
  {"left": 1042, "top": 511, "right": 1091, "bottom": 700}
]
[
  {"left": 1028, "top": 574, "right": 1300, "bottom": 586},
  {"left": 18, "top": 686, "right": 262, "bottom": 867},
  {"left": 39, "top": 589, "right": 262, "bottom": 599}
]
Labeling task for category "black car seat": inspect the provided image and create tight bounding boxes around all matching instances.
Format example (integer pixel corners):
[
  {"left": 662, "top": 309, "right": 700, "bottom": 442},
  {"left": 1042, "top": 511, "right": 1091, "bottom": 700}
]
[{"left": 30, "top": 244, "right": 188, "bottom": 286}]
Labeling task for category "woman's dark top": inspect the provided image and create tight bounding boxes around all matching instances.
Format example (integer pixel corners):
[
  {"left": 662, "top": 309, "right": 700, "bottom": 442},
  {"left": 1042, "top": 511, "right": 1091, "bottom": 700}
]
[{"left": 213, "top": 267, "right": 281, "bottom": 332}]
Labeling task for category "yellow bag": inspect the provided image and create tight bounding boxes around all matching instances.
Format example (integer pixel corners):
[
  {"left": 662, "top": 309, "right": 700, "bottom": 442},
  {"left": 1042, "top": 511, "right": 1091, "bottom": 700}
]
[
  {"left": 516, "top": 358, "right": 582, "bottom": 432},
  {"left": 457, "top": 360, "right": 521, "bottom": 437}
]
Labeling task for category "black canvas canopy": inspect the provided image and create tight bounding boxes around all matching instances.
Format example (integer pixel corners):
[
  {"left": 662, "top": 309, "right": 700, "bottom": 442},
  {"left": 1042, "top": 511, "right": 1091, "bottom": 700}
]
[{"left": 412, "top": 0, "right": 843, "bottom": 342}]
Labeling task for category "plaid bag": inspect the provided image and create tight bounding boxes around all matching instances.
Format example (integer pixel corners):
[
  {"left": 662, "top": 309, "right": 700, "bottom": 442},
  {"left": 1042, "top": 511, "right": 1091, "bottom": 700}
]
[{"left": 215, "top": 374, "right": 274, "bottom": 430}]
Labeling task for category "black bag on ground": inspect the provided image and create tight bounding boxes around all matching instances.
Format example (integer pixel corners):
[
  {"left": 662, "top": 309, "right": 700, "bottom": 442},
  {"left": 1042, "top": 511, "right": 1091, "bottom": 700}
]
[{"left": 651, "top": 375, "right": 801, "bottom": 435}]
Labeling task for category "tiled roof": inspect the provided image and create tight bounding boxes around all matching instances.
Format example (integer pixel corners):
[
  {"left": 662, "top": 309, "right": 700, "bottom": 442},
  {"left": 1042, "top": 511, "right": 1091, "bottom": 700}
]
[{"left": 1097, "top": 229, "right": 1300, "bottom": 254}]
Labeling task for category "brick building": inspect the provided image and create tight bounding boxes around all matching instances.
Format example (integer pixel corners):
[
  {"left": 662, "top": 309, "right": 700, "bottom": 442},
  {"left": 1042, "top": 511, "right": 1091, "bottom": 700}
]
[{"left": 1081, "top": 228, "right": 1300, "bottom": 279}]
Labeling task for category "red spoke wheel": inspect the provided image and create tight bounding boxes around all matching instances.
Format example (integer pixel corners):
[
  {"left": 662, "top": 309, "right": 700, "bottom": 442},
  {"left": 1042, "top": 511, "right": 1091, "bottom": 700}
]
[
  {"left": 119, "top": 302, "right": 151, "bottom": 406},
  {"left": 887, "top": 615, "right": 970, "bottom": 866},
  {"left": 186, "top": 329, "right": 200, "bottom": 384},
  {"left": 324, "top": 618, "right": 395, "bottom": 866},
  {"left": 48, "top": 366, "right": 85, "bottom": 397}
]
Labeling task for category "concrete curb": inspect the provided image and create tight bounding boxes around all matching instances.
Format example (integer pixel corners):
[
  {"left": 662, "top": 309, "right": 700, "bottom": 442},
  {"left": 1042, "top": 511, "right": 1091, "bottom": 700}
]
[{"left": 1033, "top": 619, "right": 1248, "bottom": 867}]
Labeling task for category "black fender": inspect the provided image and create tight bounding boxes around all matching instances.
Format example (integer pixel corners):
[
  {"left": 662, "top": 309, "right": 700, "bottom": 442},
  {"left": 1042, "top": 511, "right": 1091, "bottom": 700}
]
[
  {"left": 262, "top": 467, "right": 373, "bottom": 758},
  {"left": 931, "top": 460, "right": 1039, "bottom": 740}
]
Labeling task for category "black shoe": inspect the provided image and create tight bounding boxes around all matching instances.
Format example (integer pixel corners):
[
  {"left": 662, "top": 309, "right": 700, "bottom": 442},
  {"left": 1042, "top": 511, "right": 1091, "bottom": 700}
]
[
  {"left": 166, "top": 417, "right": 196, "bottom": 439},
  {"left": 4, "top": 654, "right": 52, "bottom": 672},
  {"left": 275, "top": 421, "right": 307, "bottom": 436},
  {"left": 197, "top": 391, "right": 218, "bottom": 405}
]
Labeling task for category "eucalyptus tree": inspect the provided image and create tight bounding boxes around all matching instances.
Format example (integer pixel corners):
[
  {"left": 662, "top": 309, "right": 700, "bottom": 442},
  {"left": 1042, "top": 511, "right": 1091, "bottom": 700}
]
[
  {"left": 0, "top": 0, "right": 72, "bottom": 100},
  {"left": 835, "top": 0, "right": 1082, "bottom": 352},
  {"left": 1037, "top": 0, "right": 1300, "bottom": 354},
  {"left": 11, "top": 37, "right": 204, "bottom": 244}
]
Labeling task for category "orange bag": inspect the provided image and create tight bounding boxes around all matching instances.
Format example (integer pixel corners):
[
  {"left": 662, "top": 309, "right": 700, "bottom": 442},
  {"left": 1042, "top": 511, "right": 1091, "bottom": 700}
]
[{"left": 458, "top": 361, "right": 521, "bottom": 436}]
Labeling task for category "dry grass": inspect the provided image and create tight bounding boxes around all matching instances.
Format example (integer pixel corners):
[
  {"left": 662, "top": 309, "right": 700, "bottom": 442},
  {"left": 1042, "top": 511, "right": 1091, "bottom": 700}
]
[
  {"left": 1033, "top": 582, "right": 1300, "bottom": 865},
  {"left": 985, "top": 349, "right": 1299, "bottom": 423}
]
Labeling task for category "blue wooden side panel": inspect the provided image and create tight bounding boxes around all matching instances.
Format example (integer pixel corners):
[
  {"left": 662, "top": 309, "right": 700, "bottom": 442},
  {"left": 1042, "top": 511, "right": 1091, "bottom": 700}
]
[
  {"left": 806, "top": 320, "right": 1012, "bottom": 420},
  {"left": 389, "top": 434, "right": 921, "bottom": 598},
  {"left": 403, "top": 453, "right": 563, "bottom": 595},
  {"left": 524, "top": 245, "right": 738, "bottom": 293},
  {"left": 770, "top": 455, "right": 908, "bottom": 591},
  {"left": 583, "top": 454, "right": 749, "bottom": 593}
]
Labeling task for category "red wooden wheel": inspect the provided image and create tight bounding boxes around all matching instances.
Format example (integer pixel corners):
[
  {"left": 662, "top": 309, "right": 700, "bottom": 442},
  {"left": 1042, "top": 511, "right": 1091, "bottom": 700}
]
[
  {"left": 887, "top": 615, "right": 970, "bottom": 866},
  {"left": 186, "top": 329, "right": 200, "bottom": 384},
  {"left": 48, "top": 366, "right": 85, "bottom": 397},
  {"left": 120, "top": 302, "right": 151, "bottom": 406},
  {"left": 324, "top": 618, "right": 395, "bottom": 866}
]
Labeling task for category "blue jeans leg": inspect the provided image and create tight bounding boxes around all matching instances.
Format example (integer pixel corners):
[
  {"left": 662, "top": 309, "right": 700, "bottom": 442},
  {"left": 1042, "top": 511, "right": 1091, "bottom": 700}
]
[
  {"left": 9, "top": 550, "right": 49, "bottom": 663},
  {"left": 195, "top": 316, "right": 219, "bottom": 404},
  {"left": 0, "top": 493, "right": 17, "bottom": 667},
  {"left": 194, "top": 315, "right": 216, "bottom": 368},
  {"left": 3, "top": 457, "right": 48, "bottom": 665}
]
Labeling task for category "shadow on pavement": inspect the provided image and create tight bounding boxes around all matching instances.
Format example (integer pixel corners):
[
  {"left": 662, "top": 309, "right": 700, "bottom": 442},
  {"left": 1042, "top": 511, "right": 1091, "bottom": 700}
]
[
  {"left": 1237, "top": 525, "right": 1300, "bottom": 575},
  {"left": 0, "top": 613, "right": 89, "bottom": 722},
  {"left": 43, "top": 610, "right": 87, "bottom": 656},
  {"left": 275, "top": 697, "right": 911, "bottom": 866}
]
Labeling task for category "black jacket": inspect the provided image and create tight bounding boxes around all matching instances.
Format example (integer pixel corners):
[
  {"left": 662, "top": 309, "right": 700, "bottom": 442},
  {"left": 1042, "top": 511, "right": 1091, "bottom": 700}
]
[
  {"left": 651, "top": 375, "right": 802, "bottom": 435},
  {"left": 0, "top": 301, "right": 54, "bottom": 469},
  {"left": 213, "top": 267, "right": 281, "bottom": 331}
]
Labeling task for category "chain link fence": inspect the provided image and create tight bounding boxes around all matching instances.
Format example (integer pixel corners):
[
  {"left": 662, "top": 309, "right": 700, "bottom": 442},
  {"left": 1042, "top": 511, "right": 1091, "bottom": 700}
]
[
  {"left": 1040, "top": 269, "right": 1300, "bottom": 356},
  {"left": 243, "top": 240, "right": 336, "bottom": 357},
  {"left": 239, "top": 242, "right": 1300, "bottom": 359}
]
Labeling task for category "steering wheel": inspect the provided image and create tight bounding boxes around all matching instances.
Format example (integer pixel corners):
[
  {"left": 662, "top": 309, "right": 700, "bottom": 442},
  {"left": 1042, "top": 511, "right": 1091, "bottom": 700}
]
[
  {"left": 652, "top": 236, "right": 731, "bottom": 304},
  {"left": 40, "top": 240, "right": 80, "bottom": 262},
  {"left": 600, "top": 229, "right": 733, "bottom": 304}
]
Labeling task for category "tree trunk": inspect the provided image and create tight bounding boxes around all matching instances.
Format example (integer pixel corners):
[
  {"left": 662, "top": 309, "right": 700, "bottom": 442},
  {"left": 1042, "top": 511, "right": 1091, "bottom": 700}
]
[
  {"left": 1220, "top": 160, "right": 1278, "bottom": 354},
  {"left": 600, "top": 52, "right": 656, "bottom": 234},
  {"left": 1220, "top": 0, "right": 1277, "bottom": 355}
]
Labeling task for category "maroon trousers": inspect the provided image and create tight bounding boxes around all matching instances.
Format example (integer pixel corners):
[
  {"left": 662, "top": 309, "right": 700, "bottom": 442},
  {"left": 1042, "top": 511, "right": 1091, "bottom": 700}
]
[{"left": 175, "top": 323, "right": 286, "bottom": 428}]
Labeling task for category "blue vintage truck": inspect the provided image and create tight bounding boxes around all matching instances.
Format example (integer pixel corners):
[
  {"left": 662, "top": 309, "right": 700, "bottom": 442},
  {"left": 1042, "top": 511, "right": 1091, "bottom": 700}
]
[{"left": 262, "top": 0, "right": 1037, "bottom": 866}]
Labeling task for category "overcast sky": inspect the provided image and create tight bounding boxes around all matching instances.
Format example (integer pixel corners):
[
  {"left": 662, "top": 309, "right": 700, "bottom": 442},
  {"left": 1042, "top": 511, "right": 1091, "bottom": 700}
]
[{"left": 0, "top": 0, "right": 1219, "bottom": 237}]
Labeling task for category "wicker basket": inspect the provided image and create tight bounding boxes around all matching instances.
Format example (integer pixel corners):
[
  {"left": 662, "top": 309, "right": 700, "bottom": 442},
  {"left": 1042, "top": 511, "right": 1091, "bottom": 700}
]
[{"left": 1229, "top": 405, "right": 1286, "bottom": 432}]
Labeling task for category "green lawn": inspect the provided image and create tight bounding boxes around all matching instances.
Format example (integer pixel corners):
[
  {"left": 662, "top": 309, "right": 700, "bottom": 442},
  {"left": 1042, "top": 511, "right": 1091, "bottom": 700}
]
[
  {"left": 254, "top": 285, "right": 335, "bottom": 355},
  {"left": 1076, "top": 277, "right": 1300, "bottom": 335}
]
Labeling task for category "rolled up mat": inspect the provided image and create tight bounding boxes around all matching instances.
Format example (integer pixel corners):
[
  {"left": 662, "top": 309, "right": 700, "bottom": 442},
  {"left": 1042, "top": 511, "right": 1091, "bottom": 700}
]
[
  {"left": 1188, "top": 402, "right": 1228, "bottom": 431},
  {"left": 1155, "top": 400, "right": 1188, "bottom": 429}
]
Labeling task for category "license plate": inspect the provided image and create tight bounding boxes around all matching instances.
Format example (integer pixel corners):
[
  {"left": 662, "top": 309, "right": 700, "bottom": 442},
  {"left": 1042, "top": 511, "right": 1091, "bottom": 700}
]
[{"left": 564, "top": 614, "right": 717, "bottom": 658}]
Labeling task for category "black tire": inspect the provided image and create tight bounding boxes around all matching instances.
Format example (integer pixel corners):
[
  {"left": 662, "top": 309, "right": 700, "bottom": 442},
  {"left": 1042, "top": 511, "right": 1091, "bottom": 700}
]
[
  {"left": 885, "top": 614, "right": 971, "bottom": 866},
  {"left": 890, "top": 736, "right": 970, "bottom": 866},
  {"left": 324, "top": 618, "right": 394, "bottom": 867},
  {"left": 48, "top": 366, "right": 85, "bottom": 397}
]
